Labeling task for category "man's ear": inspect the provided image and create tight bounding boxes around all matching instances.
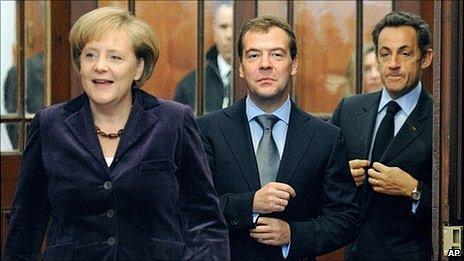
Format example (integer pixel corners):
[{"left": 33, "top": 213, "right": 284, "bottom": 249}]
[
  {"left": 239, "top": 62, "right": 245, "bottom": 78},
  {"left": 291, "top": 57, "right": 298, "bottom": 76},
  {"left": 420, "top": 49, "right": 433, "bottom": 69}
]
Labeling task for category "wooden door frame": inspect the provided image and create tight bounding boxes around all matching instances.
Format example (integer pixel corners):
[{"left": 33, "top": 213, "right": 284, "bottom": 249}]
[{"left": 432, "top": 1, "right": 463, "bottom": 260}]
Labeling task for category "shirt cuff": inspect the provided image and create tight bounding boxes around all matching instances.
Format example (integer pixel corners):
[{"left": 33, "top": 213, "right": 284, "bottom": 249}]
[
  {"left": 412, "top": 199, "right": 420, "bottom": 214},
  {"left": 252, "top": 213, "right": 290, "bottom": 258},
  {"left": 282, "top": 242, "right": 290, "bottom": 258},
  {"left": 252, "top": 213, "right": 259, "bottom": 223}
]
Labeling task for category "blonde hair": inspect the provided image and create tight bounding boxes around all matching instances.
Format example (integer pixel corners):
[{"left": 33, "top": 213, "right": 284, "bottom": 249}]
[
  {"left": 345, "top": 42, "right": 377, "bottom": 95},
  {"left": 69, "top": 6, "right": 159, "bottom": 87}
]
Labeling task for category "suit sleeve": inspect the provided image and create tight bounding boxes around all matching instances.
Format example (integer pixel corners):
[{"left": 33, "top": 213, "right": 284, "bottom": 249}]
[
  {"left": 174, "top": 71, "right": 195, "bottom": 109},
  {"left": 411, "top": 164, "right": 432, "bottom": 220},
  {"left": 197, "top": 125, "right": 255, "bottom": 231},
  {"left": 413, "top": 183, "right": 431, "bottom": 220},
  {"left": 329, "top": 97, "right": 345, "bottom": 127},
  {"left": 177, "top": 109, "right": 230, "bottom": 261},
  {"left": 4, "top": 66, "right": 17, "bottom": 113},
  {"left": 288, "top": 129, "right": 360, "bottom": 258},
  {"left": 3, "top": 112, "right": 50, "bottom": 260}
]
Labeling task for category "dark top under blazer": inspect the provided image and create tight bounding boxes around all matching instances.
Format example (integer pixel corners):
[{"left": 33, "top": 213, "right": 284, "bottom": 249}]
[
  {"left": 197, "top": 99, "right": 359, "bottom": 260},
  {"left": 4, "top": 88, "right": 229, "bottom": 261},
  {"left": 331, "top": 87, "right": 432, "bottom": 260},
  {"left": 174, "top": 46, "right": 226, "bottom": 113}
]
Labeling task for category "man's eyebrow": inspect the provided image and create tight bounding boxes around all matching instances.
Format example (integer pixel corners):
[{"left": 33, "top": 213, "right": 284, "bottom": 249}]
[{"left": 245, "top": 48, "right": 260, "bottom": 53}]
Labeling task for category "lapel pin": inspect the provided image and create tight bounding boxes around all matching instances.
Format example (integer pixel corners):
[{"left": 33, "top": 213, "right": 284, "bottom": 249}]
[{"left": 411, "top": 126, "right": 417, "bottom": 132}]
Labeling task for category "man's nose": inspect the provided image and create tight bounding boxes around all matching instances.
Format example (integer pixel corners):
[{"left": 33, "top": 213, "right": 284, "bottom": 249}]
[
  {"left": 259, "top": 55, "right": 272, "bottom": 70},
  {"left": 371, "top": 67, "right": 380, "bottom": 78},
  {"left": 388, "top": 54, "right": 400, "bottom": 69},
  {"left": 226, "top": 26, "right": 232, "bottom": 39}
]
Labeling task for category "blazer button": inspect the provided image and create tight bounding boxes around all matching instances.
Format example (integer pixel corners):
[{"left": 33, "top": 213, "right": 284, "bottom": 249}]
[
  {"left": 106, "top": 209, "right": 115, "bottom": 218},
  {"left": 103, "top": 181, "right": 112, "bottom": 190},
  {"left": 107, "top": 237, "right": 116, "bottom": 246}
]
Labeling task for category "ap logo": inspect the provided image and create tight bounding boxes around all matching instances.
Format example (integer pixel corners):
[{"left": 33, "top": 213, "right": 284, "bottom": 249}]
[{"left": 446, "top": 248, "right": 462, "bottom": 257}]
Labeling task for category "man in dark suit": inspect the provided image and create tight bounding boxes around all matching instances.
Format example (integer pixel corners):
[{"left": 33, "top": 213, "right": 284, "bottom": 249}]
[
  {"left": 331, "top": 11, "right": 433, "bottom": 260},
  {"left": 174, "top": 2, "right": 233, "bottom": 113},
  {"left": 4, "top": 52, "right": 45, "bottom": 148},
  {"left": 197, "top": 16, "right": 359, "bottom": 260}
]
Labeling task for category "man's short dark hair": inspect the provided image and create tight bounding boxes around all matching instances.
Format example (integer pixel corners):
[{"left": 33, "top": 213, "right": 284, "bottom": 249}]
[
  {"left": 372, "top": 11, "right": 432, "bottom": 57},
  {"left": 237, "top": 16, "right": 297, "bottom": 62}
]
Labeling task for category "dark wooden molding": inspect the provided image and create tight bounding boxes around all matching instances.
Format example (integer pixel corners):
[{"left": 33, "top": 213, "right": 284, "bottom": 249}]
[
  {"left": 457, "top": 0, "right": 463, "bottom": 222},
  {"left": 355, "top": 0, "right": 363, "bottom": 95},
  {"left": 49, "top": 1, "right": 71, "bottom": 104},
  {"left": 69, "top": 1, "right": 98, "bottom": 99},
  {"left": 233, "top": 0, "right": 257, "bottom": 101},
  {"left": 16, "top": 2, "right": 25, "bottom": 151},
  {"left": 393, "top": 0, "right": 420, "bottom": 15},
  {"left": 196, "top": 1, "right": 205, "bottom": 116},
  {"left": 1, "top": 155, "right": 21, "bottom": 249},
  {"left": 432, "top": 0, "right": 463, "bottom": 259},
  {"left": 432, "top": 2, "right": 443, "bottom": 260}
]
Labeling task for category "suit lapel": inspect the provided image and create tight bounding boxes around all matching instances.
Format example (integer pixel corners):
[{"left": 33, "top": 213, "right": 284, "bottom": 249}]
[
  {"left": 276, "top": 103, "right": 315, "bottom": 183},
  {"left": 219, "top": 100, "right": 261, "bottom": 190},
  {"left": 359, "top": 93, "right": 382, "bottom": 214},
  {"left": 114, "top": 89, "right": 159, "bottom": 159},
  {"left": 365, "top": 88, "right": 432, "bottom": 214},
  {"left": 64, "top": 89, "right": 160, "bottom": 171},
  {"left": 380, "top": 88, "right": 431, "bottom": 163},
  {"left": 64, "top": 95, "right": 108, "bottom": 171},
  {"left": 357, "top": 93, "right": 382, "bottom": 158}
]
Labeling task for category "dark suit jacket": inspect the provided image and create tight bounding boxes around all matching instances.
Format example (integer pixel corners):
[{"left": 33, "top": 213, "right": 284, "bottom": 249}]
[
  {"left": 197, "top": 99, "right": 359, "bottom": 260},
  {"left": 331, "top": 87, "right": 432, "bottom": 260},
  {"left": 4, "top": 88, "right": 229, "bottom": 261},
  {"left": 174, "top": 46, "right": 226, "bottom": 113}
]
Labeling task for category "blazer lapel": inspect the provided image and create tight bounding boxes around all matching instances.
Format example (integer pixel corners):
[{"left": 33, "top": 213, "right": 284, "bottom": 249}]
[
  {"left": 64, "top": 90, "right": 160, "bottom": 171},
  {"left": 380, "top": 88, "right": 432, "bottom": 163},
  {"left": 357, "top": 93, "right": 382, "bottom": 158},
  {"left": 219, "top": 99, "right": 261, "bottom": 190},
  {"left": 64, "top": 95, "right": 108, "bottom": 171},
  {"left": 359, "top": 93, "right": 382, "bottom": 215},
  {"left": 365, "top": 88, "right": 431, "bottom": 214},
  {"left": 114, "top": 89, "right": 159, "bottom": 159},
  {"left": 276, "top": 103, "right": 315, "bottom": 183}
]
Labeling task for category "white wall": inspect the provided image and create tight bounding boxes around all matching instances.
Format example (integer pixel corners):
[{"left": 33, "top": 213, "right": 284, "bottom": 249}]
[
  {"left": 1, "top": 1, "right": 16, "bottom": 115},
  {"left": 1, "top": 1, "right": 15, "bottom": 150}
]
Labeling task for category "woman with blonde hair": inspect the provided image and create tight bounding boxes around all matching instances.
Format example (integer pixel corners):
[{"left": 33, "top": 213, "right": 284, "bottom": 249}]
[{"left": 4, "top": 7, "right": 229, "bottom": 260}]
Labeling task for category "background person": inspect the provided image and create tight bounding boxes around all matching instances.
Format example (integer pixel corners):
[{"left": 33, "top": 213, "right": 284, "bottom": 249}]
[
  {"left": 361, "top": 43, "right": 382, "bottom": 93},
  {"left": 3, "top": 52, "right": 45, "bottom": 149},
  {"left": 174, "top": 2, "right": 233, "bottom": 113},
  {"left": 343, "top": 42, "right": 383, "bottom": 96}
]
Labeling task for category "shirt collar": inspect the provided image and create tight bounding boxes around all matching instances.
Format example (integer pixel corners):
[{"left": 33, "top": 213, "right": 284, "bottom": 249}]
[
  {"left": 217, "top": 53, "right": 232, "bottom": 80},
  {"left": 246, "top": 96, "right": 291, "bottom": 125},
  {"left": 378, "top": 82, "right": 422, "bottom": 116}
]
